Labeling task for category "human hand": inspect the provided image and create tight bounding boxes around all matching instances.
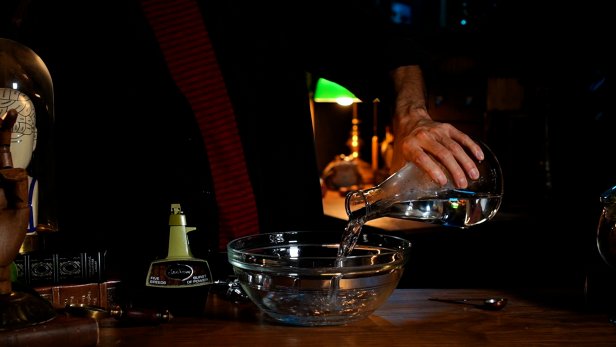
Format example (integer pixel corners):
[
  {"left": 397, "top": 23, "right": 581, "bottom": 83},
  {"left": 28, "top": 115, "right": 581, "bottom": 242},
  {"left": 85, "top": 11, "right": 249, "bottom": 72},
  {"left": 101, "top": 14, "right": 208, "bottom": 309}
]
[
  {"left": 390, "top": 111, "right": 484, "bottom": 189},
  {"left": 390, "top": 66, "right": 485, "bottom": 189}
]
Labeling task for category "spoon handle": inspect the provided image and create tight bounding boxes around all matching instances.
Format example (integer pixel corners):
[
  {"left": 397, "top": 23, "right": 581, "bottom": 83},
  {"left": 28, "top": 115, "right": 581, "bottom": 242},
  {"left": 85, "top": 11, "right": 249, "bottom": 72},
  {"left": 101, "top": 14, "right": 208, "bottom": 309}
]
[
  {"left": 428, "top": 297, "right": 485, "bottom": 305},
  {"left": 428, "top": 297, "right": 507, "bottom": 311}
]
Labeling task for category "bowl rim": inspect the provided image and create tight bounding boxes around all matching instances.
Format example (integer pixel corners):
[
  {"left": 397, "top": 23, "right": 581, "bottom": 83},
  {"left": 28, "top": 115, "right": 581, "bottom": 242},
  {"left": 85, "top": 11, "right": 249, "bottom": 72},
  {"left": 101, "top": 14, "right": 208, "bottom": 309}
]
[{"left": 226, "top": 230, "right": 411, "bottom": 273}]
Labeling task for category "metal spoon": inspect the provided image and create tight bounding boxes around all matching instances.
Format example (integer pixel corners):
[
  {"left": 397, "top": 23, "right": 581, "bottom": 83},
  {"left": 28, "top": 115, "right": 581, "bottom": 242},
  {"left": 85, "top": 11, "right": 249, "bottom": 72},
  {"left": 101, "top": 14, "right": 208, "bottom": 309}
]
[{"left": 428, "top": 297, "right": 508, "bottom": 311}]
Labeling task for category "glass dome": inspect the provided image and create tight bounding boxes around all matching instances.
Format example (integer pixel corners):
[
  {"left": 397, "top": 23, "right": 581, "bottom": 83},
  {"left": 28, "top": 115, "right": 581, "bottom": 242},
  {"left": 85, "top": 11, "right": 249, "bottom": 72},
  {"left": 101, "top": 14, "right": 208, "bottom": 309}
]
[
  {"left": 0, "top": 38, "right": 57, "bottom": 234},
  {"left": 0, "top": 38, "right": 57, "bottom": 329}
]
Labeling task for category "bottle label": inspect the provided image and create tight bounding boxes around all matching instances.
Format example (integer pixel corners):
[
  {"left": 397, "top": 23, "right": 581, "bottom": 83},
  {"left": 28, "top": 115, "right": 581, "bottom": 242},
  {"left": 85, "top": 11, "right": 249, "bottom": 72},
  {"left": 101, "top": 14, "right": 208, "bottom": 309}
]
[{"left": 146, "top": 259, "right": 213, "bottom": 288}]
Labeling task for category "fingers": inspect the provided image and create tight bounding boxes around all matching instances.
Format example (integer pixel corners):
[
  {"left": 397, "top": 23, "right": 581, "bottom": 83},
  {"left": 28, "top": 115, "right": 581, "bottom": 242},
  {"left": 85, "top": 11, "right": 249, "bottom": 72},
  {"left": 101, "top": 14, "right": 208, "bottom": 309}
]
[
  {"left": 0, "top": 109, "right": 18, "bottom": 169},
  {"left": 0, "top": 109, "right": 18, "bottom": 131},
  {"left": 402, "top": 122, "right": 484, "bottom": 189},
  {"left": 410, "top": 149, "right": 448, "bottom": 186}
]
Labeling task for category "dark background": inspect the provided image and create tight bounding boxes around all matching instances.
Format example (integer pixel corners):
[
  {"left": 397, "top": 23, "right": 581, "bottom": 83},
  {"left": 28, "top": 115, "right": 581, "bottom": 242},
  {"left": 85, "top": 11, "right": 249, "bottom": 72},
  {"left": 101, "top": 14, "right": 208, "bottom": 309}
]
[
  {"left": 2, "top": 0, "right": 615, "bottom": 310},
  {"left": 314, "top": 0, "right": 616, "bottom": 309}
]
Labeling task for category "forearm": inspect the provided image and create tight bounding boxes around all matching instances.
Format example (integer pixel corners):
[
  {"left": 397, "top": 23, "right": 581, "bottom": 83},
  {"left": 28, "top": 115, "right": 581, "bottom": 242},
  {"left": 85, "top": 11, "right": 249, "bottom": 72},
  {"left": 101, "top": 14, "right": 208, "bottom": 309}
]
[
  {"left": 392, "top": 65, "right": 430, "bottom": 127},
  {"left": 388, "top": 65, "right": 483, "bottom": 186},
  {"left": 390, "top": 65, "right": 431, "bottom": 171}
]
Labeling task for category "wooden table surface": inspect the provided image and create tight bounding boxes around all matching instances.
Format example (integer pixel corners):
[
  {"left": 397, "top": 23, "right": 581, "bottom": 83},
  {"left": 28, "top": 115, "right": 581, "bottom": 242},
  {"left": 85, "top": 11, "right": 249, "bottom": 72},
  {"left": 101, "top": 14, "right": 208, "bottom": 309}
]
[{"left": 98, "top": 288, "right": 616, "bottom": 346}]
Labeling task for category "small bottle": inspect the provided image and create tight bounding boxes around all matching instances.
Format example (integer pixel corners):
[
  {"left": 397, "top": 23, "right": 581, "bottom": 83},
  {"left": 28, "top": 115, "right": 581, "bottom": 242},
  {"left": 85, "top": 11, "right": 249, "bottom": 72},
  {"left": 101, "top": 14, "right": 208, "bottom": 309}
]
[
  {"left": 345, "top": 140, "right": 504, "bottom": 228},
  {"left": 145, "top": 204, "right": 213, "bottom": 316}
]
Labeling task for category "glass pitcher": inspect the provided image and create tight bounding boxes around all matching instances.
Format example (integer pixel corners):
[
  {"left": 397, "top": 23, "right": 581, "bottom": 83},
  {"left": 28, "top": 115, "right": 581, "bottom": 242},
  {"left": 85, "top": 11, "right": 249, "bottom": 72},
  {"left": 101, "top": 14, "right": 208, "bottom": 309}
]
[
  {"left": 345, "top": 139, "right": 504, "bottom": 228},
  {"left": 597, "top": 185, "right": 616, "bottom": 269}
]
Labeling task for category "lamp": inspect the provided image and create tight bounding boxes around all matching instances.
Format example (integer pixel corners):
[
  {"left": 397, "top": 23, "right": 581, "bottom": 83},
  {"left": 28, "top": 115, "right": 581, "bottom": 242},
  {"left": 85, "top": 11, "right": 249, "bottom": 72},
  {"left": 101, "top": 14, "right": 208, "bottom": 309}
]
[
  {"left": 313, "top": 78, "right": 362, "bottom": 105},
  {"left": 312, "top": 78, "right": 375, "bottom": 190},
  {"left": 314, "top": 78, "right": 363, "bottom": 159}
]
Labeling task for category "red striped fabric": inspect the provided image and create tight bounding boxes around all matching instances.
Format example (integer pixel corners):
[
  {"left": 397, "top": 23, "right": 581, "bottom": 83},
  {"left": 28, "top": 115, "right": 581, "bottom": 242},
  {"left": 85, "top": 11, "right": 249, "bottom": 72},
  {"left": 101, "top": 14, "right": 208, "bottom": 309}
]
[{"left": 140, "top": 0, "right": 259, "bottom": 250}]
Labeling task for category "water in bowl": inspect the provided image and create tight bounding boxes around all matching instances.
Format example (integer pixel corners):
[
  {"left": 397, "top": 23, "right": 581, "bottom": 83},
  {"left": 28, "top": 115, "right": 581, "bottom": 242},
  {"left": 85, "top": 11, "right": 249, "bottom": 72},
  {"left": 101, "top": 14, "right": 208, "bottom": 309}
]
[{"left": 234, "top": 235, "right": 406, "bottom": 326}]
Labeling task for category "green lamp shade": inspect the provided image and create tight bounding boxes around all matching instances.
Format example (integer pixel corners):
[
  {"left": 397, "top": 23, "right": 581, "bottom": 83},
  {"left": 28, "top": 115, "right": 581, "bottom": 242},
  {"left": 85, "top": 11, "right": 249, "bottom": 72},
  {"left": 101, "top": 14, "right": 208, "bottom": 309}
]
[{"left": 313, "top": 78, "right": 361, "bottom": 106}]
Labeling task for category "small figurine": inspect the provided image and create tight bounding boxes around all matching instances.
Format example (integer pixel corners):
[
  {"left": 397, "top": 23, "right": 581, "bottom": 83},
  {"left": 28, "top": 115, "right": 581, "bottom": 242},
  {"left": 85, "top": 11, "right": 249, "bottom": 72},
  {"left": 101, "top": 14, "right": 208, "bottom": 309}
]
[
  {"left": 0, "top": 88, "right": 38, "bottom": 233},
  {"left": 0, "top": 109, "right": 55, "bottom": 329},
  {"left": 0, "top": 38, "right": 57, "bottom": 330}
]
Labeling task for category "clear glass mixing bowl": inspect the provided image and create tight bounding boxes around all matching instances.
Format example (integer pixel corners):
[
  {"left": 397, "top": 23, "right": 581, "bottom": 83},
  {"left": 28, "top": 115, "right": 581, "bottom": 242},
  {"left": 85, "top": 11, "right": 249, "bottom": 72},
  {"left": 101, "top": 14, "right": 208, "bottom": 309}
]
[{"left": 227, "top": 230, "right": 411, "bottom": 326}]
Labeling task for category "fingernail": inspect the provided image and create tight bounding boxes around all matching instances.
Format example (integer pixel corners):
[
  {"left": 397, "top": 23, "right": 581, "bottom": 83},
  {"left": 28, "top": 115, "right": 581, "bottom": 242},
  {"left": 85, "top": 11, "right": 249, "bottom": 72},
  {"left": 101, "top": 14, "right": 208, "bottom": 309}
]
[
  {"left": 469, "top": 168, "right": 479, "bottom": 180},
  {"left": 456, "top": 177, "right": 468, "bottom": 189},
  {"left": 435, "top": 173, "right": 447, "bottom": 186},
  {"left": 476, "top": 150, "right": 484, "bottom": 161}
]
